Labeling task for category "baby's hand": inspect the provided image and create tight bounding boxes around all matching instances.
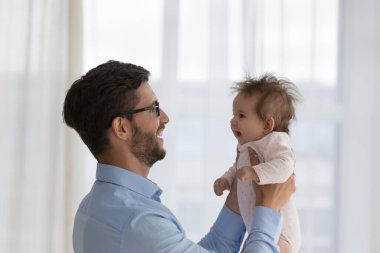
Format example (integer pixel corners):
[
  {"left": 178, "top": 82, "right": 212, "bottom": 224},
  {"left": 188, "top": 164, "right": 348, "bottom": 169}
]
[
  {"left": 214, "top": 178, "right": 230, "bottom": 196},
  {"left": 237, "top": 166, "right": 259, "bottom": 182}
]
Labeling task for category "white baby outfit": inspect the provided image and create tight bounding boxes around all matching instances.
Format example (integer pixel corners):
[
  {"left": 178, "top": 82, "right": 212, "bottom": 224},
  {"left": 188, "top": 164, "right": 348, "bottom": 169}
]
[{"left": 222, "top": 132, "right": 301, "bottom": 252}]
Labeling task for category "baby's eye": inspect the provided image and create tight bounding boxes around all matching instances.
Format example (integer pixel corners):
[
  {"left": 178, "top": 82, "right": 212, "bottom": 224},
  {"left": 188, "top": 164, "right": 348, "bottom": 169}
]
[{"left": 239, "top": 113, "right": 245, "bottom": 118}]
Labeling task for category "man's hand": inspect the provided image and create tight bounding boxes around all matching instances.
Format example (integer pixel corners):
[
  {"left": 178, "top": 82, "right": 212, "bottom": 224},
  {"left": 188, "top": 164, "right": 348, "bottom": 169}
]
[
  {"left": 225, "top": 178, "right": 240, "bottom": 215},
  {"left": 247, "top": 147, "right": 296, "bottom": 211},
  {"left": 225, "top": 147, "right": 242, "bottom": 214},
  {"left": 248, "top": 147, "right": 260, "bottom": 166},
  {"left": 237, "top": 166, "right": 259, "bottom": 182},
  {"left": 254, "top": 175, "right": 296, "bottom": 212}
]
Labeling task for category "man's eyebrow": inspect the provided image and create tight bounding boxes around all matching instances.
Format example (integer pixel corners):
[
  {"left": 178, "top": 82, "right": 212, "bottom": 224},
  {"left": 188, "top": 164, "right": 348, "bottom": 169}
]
[{"left": 143, "top": 100, "right": 158, "bottom": 107}]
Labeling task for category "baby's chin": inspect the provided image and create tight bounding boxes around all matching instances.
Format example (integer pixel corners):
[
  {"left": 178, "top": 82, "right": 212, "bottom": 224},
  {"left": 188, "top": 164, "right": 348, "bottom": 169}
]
[
  {"left": 236, "top": 137, "right": 260, "bottom": 145},
  {"left": 236, "top": 138, "right": 248, "bottom": 145}
]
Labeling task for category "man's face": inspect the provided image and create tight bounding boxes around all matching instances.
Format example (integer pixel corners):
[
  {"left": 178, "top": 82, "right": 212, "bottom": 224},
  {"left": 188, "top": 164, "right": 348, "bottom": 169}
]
[
  {"left": 128, "top": 82, "right": 169, "bottom": 167},
  {"left": 130, "top": 122, "right": 166, "bottom": 167}
]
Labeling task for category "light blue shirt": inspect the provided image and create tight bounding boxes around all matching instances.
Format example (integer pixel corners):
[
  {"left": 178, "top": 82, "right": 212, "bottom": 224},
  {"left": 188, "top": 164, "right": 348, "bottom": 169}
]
[{"left": 73, "top": 163, "right": 282, "bottom": 253}]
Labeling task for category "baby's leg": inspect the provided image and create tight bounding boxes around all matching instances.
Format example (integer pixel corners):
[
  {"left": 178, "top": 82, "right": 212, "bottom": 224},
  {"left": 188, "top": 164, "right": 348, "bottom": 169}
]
[{"left": 278, "top": 235, "right": 293, "bottom": 253}]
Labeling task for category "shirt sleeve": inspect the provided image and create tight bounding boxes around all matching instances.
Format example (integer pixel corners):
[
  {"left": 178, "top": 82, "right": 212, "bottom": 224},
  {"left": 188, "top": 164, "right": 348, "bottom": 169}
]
[
  {"left": 253, "top": 134, "right": 295, "bottom": 185},
  {"left": 199, "top": 205, "right": 246, "bottom": 251},
  {"left": 244, "top": 206, "right": 283, "bottom": 253},
  {"left": 121, "top": 205, "right": 245, "bottom": 253},
  {"left": 222, "top": 162, "right": 237, "bottom": 186},
  {"left": 121, "top": 205, "right": 283, "bottom": 253}
]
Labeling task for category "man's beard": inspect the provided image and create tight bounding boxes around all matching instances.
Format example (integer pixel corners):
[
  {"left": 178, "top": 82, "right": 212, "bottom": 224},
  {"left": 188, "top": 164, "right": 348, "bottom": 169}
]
[{"left": 130, "top": 123, "right": 166, "bottom": 167}]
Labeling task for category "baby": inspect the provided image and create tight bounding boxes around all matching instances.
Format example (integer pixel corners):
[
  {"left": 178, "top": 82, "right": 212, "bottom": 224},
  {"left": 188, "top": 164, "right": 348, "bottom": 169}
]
[{"left": 214, "top": 74, "right": 301, "bottom": 253}]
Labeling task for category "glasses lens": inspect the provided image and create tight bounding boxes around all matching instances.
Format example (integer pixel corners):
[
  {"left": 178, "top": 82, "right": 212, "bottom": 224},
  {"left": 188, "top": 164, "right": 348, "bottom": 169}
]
[{"left": 156, "top": 105, "right": 160, "bottom": 116}]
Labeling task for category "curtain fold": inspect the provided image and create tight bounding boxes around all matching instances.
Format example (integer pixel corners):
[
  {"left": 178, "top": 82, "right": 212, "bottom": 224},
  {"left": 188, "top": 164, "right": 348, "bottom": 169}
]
[{"left": 0, "top": 0, "right": 85, "bottom": 252}]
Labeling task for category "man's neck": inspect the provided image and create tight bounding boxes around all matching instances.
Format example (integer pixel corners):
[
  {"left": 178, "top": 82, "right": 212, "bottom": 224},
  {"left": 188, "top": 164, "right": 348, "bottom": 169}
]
[{"left": 97, "top": 152, "right": 150, "bottom": 178}]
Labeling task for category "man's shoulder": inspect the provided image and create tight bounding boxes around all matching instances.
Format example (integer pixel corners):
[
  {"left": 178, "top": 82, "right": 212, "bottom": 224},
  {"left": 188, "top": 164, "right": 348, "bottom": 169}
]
[{"left": 76, "top": 181, "right": 166, "bottom": 232}]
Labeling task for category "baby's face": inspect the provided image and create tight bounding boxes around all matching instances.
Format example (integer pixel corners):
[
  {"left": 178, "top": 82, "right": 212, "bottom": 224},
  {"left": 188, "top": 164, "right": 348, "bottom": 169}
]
[{"left": 230, "top": 93, "right": 266, "bottom": 145}]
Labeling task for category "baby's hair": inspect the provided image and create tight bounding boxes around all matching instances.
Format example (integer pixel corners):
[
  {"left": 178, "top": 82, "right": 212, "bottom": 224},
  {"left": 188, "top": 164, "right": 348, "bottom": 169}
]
[{"left": 232, "top": 73, "right": 301, "bottom": 134}]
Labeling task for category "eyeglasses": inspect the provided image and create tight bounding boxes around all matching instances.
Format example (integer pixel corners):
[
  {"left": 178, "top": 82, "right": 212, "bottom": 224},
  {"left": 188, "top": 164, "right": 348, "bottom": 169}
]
[{"left": 125, "top": 101, "right": 160, "bottom": 117}]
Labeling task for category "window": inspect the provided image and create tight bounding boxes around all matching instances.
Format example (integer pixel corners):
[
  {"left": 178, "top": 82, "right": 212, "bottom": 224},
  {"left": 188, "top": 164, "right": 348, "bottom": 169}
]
[{"left": 83, "top": 0, "right": 339, "bottom": 251}]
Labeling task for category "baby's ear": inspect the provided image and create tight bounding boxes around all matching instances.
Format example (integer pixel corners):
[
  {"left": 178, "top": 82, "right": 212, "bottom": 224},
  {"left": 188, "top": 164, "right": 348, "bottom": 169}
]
[{"left": 263, "top": 117, "right": 275, "bottom": 134}]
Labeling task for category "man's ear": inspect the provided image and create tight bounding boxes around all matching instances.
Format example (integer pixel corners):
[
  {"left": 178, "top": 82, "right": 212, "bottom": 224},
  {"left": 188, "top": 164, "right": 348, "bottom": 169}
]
[
  {"left": 263, "top": 117, "right": 275, "bottom": 134},
  {"left": 110, "top": 117, "right": 131, "bottom": 141}
]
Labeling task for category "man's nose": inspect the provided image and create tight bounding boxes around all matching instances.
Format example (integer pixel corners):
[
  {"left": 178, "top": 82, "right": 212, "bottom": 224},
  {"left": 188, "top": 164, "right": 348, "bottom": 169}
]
[{"left": 159, "top": 108, "right": 170, "bottom": 124}]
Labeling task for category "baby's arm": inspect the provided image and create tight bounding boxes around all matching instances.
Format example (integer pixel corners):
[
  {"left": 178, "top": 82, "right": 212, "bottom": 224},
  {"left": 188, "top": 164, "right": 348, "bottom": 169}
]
[
  {"left": 214, "top": 148, "right": 242, "bottom": 196},
  {"left": 238, "top": 135, "right": 295, "bottom": 185},
  {"left": 253, "top": 137, "right": 295, "bottom": 185},
  {"left": 213, "top": 163, "right": 236, "bottom": 196}
]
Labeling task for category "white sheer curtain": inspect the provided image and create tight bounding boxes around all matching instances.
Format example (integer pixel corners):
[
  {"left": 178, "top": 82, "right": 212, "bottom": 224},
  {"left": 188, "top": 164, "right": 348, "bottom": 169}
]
[
  {"left": 338, "top": 0, "right": 380, "bottom": 252},
  {"left": 0, "top": 0, "right": 84, "bottom": 252},
  {"left": 81, "top": 1, "right": 380, "bottom": 253},
  {"left": 81, "top": 0, "right": 341, "bottom": 251},
  {"left": 1, "top": 0, "right": 379, "bottom": 252}
]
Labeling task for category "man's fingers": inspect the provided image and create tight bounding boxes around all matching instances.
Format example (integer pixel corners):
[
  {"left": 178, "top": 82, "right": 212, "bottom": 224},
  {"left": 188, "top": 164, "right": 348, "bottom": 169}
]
[
  {"left": 254, "top": 174, "right": 296, "bottom": 211},
  {"left": 289, "top": 175, "right": 296, "bottom": 192},
  {"left": 225, "top": 179, "right": 240, "bottom": 215},
  {"left": 248, "top": 147, "right": 260, "bottom": 165},
  {"left": 235, "top": 148, "right": 240, "bottom": 163},
  {"left": 283, "top": 175, "right": 296, "bottom": 194}
]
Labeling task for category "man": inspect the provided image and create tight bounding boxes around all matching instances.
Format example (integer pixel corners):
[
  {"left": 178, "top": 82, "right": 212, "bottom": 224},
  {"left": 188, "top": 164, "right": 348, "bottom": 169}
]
[{"left": 63, "top": 60, "right": 295, "bottom": 253}]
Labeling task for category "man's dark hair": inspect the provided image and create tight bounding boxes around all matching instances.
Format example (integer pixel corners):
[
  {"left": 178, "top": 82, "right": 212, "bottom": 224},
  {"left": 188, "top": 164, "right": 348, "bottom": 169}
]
[
  {"left": 63, "top": 60, "right": 150, "bottom": 158},
  {"left": 232, "top": 74, "right": 301, "bottom": 134}
]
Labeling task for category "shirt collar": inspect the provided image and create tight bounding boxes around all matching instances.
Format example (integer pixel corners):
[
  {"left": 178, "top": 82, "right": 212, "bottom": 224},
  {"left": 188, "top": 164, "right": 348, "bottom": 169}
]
[{"left": 96, "top": 163, "right": 162, "bottom": 200}]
